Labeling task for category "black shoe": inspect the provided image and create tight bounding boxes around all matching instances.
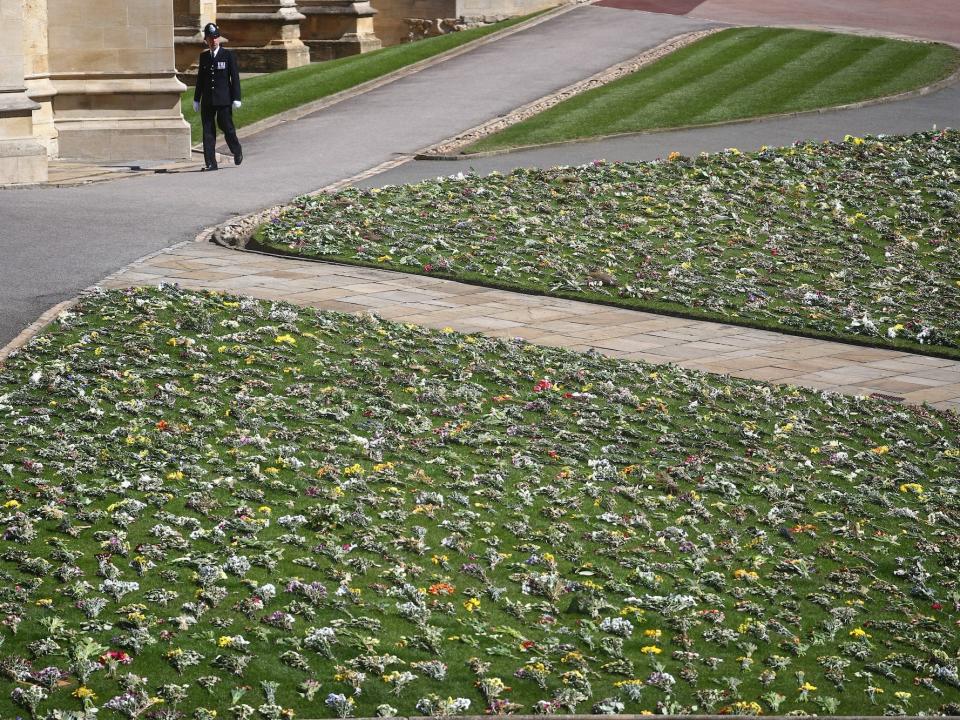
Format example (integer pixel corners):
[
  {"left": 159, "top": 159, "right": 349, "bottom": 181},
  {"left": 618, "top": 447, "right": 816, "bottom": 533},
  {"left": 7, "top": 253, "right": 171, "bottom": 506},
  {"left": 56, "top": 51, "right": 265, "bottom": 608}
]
[
  {"left": 234, "top": 149, "right": 243, "bottom": 166},
  {"left": 202, "top": 164, "right": 218, "bottom": 171}
]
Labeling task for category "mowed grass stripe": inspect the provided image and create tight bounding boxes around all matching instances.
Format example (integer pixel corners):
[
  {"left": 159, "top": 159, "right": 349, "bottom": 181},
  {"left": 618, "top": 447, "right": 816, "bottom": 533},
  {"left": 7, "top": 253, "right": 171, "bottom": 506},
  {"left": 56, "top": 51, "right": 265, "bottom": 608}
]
[
  {"left": 611, "top": 28, "right": 793, "bottom": 127},
  {"left": 697, "top": 32, "right": 852, "bottom": 123},
  {"left": 789, "top": 39, "right": 940, "bottom": 109},
  {"left": 465, "top": 27, "right": 960, "bottom": 153},
  {"left": 473, "top": 29, "right": 763, "bottom": 147},
  {"left": 669, "top": 29, "right": 834, "bottom": 125}
]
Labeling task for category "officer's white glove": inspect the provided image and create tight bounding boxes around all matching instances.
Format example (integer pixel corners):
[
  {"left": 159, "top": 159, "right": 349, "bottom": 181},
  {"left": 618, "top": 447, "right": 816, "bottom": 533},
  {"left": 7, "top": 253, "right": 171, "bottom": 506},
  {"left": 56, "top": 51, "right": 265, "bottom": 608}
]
[
  {"left": 232, "top": 100, "right": 242, "bottom": 109},
  {"left": 192, "top": 100, "right": 200, "bottom": 112}
]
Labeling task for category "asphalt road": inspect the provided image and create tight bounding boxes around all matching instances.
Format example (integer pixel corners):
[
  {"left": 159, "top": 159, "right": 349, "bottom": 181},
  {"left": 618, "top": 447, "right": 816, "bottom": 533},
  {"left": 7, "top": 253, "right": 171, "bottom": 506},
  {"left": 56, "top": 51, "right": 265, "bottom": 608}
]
[
  {"left": 360, "top": 82, "right": 960, "bottom": 188},
  {"left": 0, "top": 5, "right": 717, "bottom": 348}
]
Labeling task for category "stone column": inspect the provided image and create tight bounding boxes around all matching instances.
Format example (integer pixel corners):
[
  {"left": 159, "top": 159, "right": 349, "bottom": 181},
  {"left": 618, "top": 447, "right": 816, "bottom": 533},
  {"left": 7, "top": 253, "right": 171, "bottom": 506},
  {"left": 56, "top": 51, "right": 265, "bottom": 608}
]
[
  {"left": 298, "top": 0, "right": 381, "bottom": 62},
  {"left": 174, "top": 0, "right": 217, "bottom": 84},
  {"left": 0, "top": 0, "right": 48, "bottom": 184},
  {"left": 215, "top": 0, "right": 311, "bottom": 72},
  {"left": 46, "top": 0, "right": 191, "bottom": 162},
  {"left": 23, "top": 0, "right": 58, "bottom": 156}
]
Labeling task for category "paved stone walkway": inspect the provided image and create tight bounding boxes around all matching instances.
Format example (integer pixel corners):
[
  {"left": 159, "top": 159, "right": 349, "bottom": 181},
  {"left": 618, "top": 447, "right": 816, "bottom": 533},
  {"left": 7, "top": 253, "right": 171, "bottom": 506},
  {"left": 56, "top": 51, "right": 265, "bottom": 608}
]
[{"left": 101, "top": 242, "right": 960, "bottom": 412}]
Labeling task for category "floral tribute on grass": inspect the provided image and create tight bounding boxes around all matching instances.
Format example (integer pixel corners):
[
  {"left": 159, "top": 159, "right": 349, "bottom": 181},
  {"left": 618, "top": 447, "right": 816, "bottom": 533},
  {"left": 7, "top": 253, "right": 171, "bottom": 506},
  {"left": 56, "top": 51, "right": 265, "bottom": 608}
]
[
  {"left": 1, "top": 285, "right": 959, "bottom": 720},
  {"left": 258, "top": 129, "right": 960, "bottom": 356}
]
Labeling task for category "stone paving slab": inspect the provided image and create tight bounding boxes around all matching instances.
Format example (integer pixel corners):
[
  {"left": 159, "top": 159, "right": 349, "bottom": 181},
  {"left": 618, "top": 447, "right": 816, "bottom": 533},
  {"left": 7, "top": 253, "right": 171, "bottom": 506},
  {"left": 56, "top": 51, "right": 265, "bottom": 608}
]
[{"left": 97, "top": 242, "right": 960, "bottom": 413}]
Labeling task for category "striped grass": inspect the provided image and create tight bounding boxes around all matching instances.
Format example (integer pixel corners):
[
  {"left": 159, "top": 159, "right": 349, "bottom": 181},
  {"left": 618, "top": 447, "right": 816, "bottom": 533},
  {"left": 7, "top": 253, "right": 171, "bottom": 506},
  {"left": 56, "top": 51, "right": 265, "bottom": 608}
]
[{"left": 465, "top": 27, "right": 960, "bottom": 153}]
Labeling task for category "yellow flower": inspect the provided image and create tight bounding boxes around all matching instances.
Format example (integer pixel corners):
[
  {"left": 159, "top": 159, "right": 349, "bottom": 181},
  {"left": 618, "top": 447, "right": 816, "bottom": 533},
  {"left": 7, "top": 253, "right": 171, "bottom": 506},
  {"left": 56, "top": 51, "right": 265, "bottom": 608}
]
[
  {"left": 274, "top": 334, "right": 297, "bottom": 345},
  {"left": 4, "top": 499, "right": 21, "bottom": 509},
  {"left": 463, "top": 597, "right": 481, "bottom": 613},
  {"left": 894, "top": 691, "right": 911, "bottom": 700},
  {"left": 899, "top": 482, "right": 923, "bottom": 494},
  {"left": 35, "top": 598, "right": 53, "bottom": 607},
  {"left": 849, "top": 627, "right": 871, "bottom": 639},
  {"left": 871, "top": 445, "right": 890, "bottom": 455},
  {"left": 799, "top": 682, "right": 817, "bottom": 692},
  {"left": 73, "top": 687, "right": 97, "bottom": 700},
  {"left": 640, "top": 645, "right": 662, "bottom": 655},
  {"left": 258, "top": 506, "right": 272, "bottom": 514},
  {"left": 166, "top": 470, "right": 184, "bottom": 481},
  {"left": 217, "top": 636, "right": 234, "bottom": 647},
  {"left": 643, "top": 629, "right": 662, "bottom": 639}
]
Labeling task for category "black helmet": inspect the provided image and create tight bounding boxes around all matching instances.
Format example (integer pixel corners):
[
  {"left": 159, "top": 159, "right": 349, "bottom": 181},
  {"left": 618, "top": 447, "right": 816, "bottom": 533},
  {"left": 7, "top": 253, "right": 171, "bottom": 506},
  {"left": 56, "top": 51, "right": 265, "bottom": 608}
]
[{"left": 203, "top": 23, "right": 220, "bottom": 38}]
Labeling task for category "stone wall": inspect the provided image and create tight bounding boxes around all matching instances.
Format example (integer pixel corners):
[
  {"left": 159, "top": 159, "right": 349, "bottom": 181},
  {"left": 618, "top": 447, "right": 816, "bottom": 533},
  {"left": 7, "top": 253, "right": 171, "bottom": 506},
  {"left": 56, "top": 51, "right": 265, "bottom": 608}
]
[
  {"left": 458, "top": 0, "right": 554, "bottom": 18},
  {"left": 0, "top": 0, "right": 47, "bottom": 184},
  {"left": 372, "top": 0, "right": 453, "bottom": 46},
  {"left": 372, "top": 0, "right": 554, "bottom": 46}
]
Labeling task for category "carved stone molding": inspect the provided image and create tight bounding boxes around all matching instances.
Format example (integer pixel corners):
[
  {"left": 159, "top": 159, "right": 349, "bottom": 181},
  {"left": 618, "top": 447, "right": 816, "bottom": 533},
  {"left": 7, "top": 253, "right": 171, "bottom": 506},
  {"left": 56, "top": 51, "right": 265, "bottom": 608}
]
[{"left": 216, "top": 0, "right": 311, "bottom": 72}]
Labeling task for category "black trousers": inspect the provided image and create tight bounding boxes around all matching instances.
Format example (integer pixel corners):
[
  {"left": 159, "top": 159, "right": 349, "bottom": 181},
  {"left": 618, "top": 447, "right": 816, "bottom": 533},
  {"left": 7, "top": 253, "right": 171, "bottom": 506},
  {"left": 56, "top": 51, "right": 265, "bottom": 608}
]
[{"left": 200, "top": 104, "right": 242, "bottom": 167}]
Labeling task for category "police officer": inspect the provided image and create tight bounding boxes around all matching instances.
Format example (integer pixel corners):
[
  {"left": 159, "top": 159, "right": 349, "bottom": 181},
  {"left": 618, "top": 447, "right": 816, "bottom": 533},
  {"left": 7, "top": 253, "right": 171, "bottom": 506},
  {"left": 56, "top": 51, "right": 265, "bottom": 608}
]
[{"left": 193, "top": 23, "right": 243, "bottom": 171}]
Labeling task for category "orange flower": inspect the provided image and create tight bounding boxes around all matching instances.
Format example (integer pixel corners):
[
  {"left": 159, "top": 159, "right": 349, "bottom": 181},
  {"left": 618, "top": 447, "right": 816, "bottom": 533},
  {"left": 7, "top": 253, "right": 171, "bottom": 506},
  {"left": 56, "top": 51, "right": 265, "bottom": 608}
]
[{"left": 427, "top": 582, "right": 455, "bottom": 596}]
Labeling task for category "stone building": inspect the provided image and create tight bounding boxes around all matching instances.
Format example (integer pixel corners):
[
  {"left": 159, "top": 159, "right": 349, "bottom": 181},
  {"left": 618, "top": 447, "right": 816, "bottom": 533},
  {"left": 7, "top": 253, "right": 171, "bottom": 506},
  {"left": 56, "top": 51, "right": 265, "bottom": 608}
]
[
  {"left": 2, "top": 0, "right": 191, "bottom": 185},
  {"left": 2, "top": 0, "right": 552, "bottom": 186}
]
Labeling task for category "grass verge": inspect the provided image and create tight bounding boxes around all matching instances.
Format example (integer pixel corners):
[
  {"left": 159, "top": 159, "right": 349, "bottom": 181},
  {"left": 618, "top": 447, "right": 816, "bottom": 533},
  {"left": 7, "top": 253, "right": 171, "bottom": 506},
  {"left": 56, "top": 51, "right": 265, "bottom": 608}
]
[
  {"left": 464, "top": 27, "right": 960, "bottom": 154},
  {"left": 181, "top": 11, "right": 549, "bottom": 144},
  {"left": 257, "top": 129, "right": 960, "bottom": 358},
  {"left": 0, "top": 285, "right": 958, "bottom": 719}
]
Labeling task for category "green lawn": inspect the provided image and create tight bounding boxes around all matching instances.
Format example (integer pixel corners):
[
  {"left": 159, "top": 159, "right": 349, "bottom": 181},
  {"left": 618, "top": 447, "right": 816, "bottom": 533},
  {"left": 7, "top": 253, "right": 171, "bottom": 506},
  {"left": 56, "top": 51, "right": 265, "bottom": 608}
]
[
  {"left": 0, "top": 285, "right": 958, "bottom": 719},
  {"left": 465, "top": 27, "right": 960, "bottom": 153},
  {"left": 181, "top": 12, "right": 545, "bottom": 144},
  {"left": 258, "top": 130, "right": 960, "bottom": 358}
]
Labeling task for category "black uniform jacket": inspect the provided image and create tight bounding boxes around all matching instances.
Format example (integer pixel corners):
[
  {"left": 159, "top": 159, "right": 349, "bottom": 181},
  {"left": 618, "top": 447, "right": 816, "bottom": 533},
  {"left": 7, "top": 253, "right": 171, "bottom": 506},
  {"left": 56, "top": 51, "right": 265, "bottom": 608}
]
[{"left": 194, "top": 48, "right": 241, "bottom": 107}]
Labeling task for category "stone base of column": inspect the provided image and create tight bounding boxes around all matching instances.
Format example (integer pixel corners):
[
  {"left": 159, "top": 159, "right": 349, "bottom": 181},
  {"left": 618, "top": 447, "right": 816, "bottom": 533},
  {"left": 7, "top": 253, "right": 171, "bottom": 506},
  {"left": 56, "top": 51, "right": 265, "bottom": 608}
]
[
  {"left": 231, "top": 42, "right": 312, "bottom": 73},
  {"left": 0, "top": 95, "right": 48, "bottom": 185},
  {"left": 56, "top": 120, "right": 192, "bottom": 162},
  {"left": 50, "top": 76, "right": 191, "bottom": 162},
  {"left": 0, "top": 138, "right": 48, "bottom": 185},
  {"left": 305, "top": 33, "right": 382, "bottom": 61},
  {"left": 24, "top": 76, "right": 58, "bottom": 157},
  {"left": 300, "top": 0, "right": 382, "bottom": 61},
  {"left": 217, "top": 2, "right": 312, "bottom": 72}
]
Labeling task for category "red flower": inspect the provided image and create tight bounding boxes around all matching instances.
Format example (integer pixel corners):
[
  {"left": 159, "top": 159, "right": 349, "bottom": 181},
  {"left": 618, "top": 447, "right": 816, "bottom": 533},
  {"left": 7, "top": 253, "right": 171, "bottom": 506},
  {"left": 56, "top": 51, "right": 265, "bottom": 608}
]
[
  {"left": 100, "top": 650, "right": 131, "bottom": 665},
  {"left": 533, "top": 379, "right": 552, "bottom": 393},
  {"left": 932, "top": 602, "right": 943, "bottom": 610}
]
